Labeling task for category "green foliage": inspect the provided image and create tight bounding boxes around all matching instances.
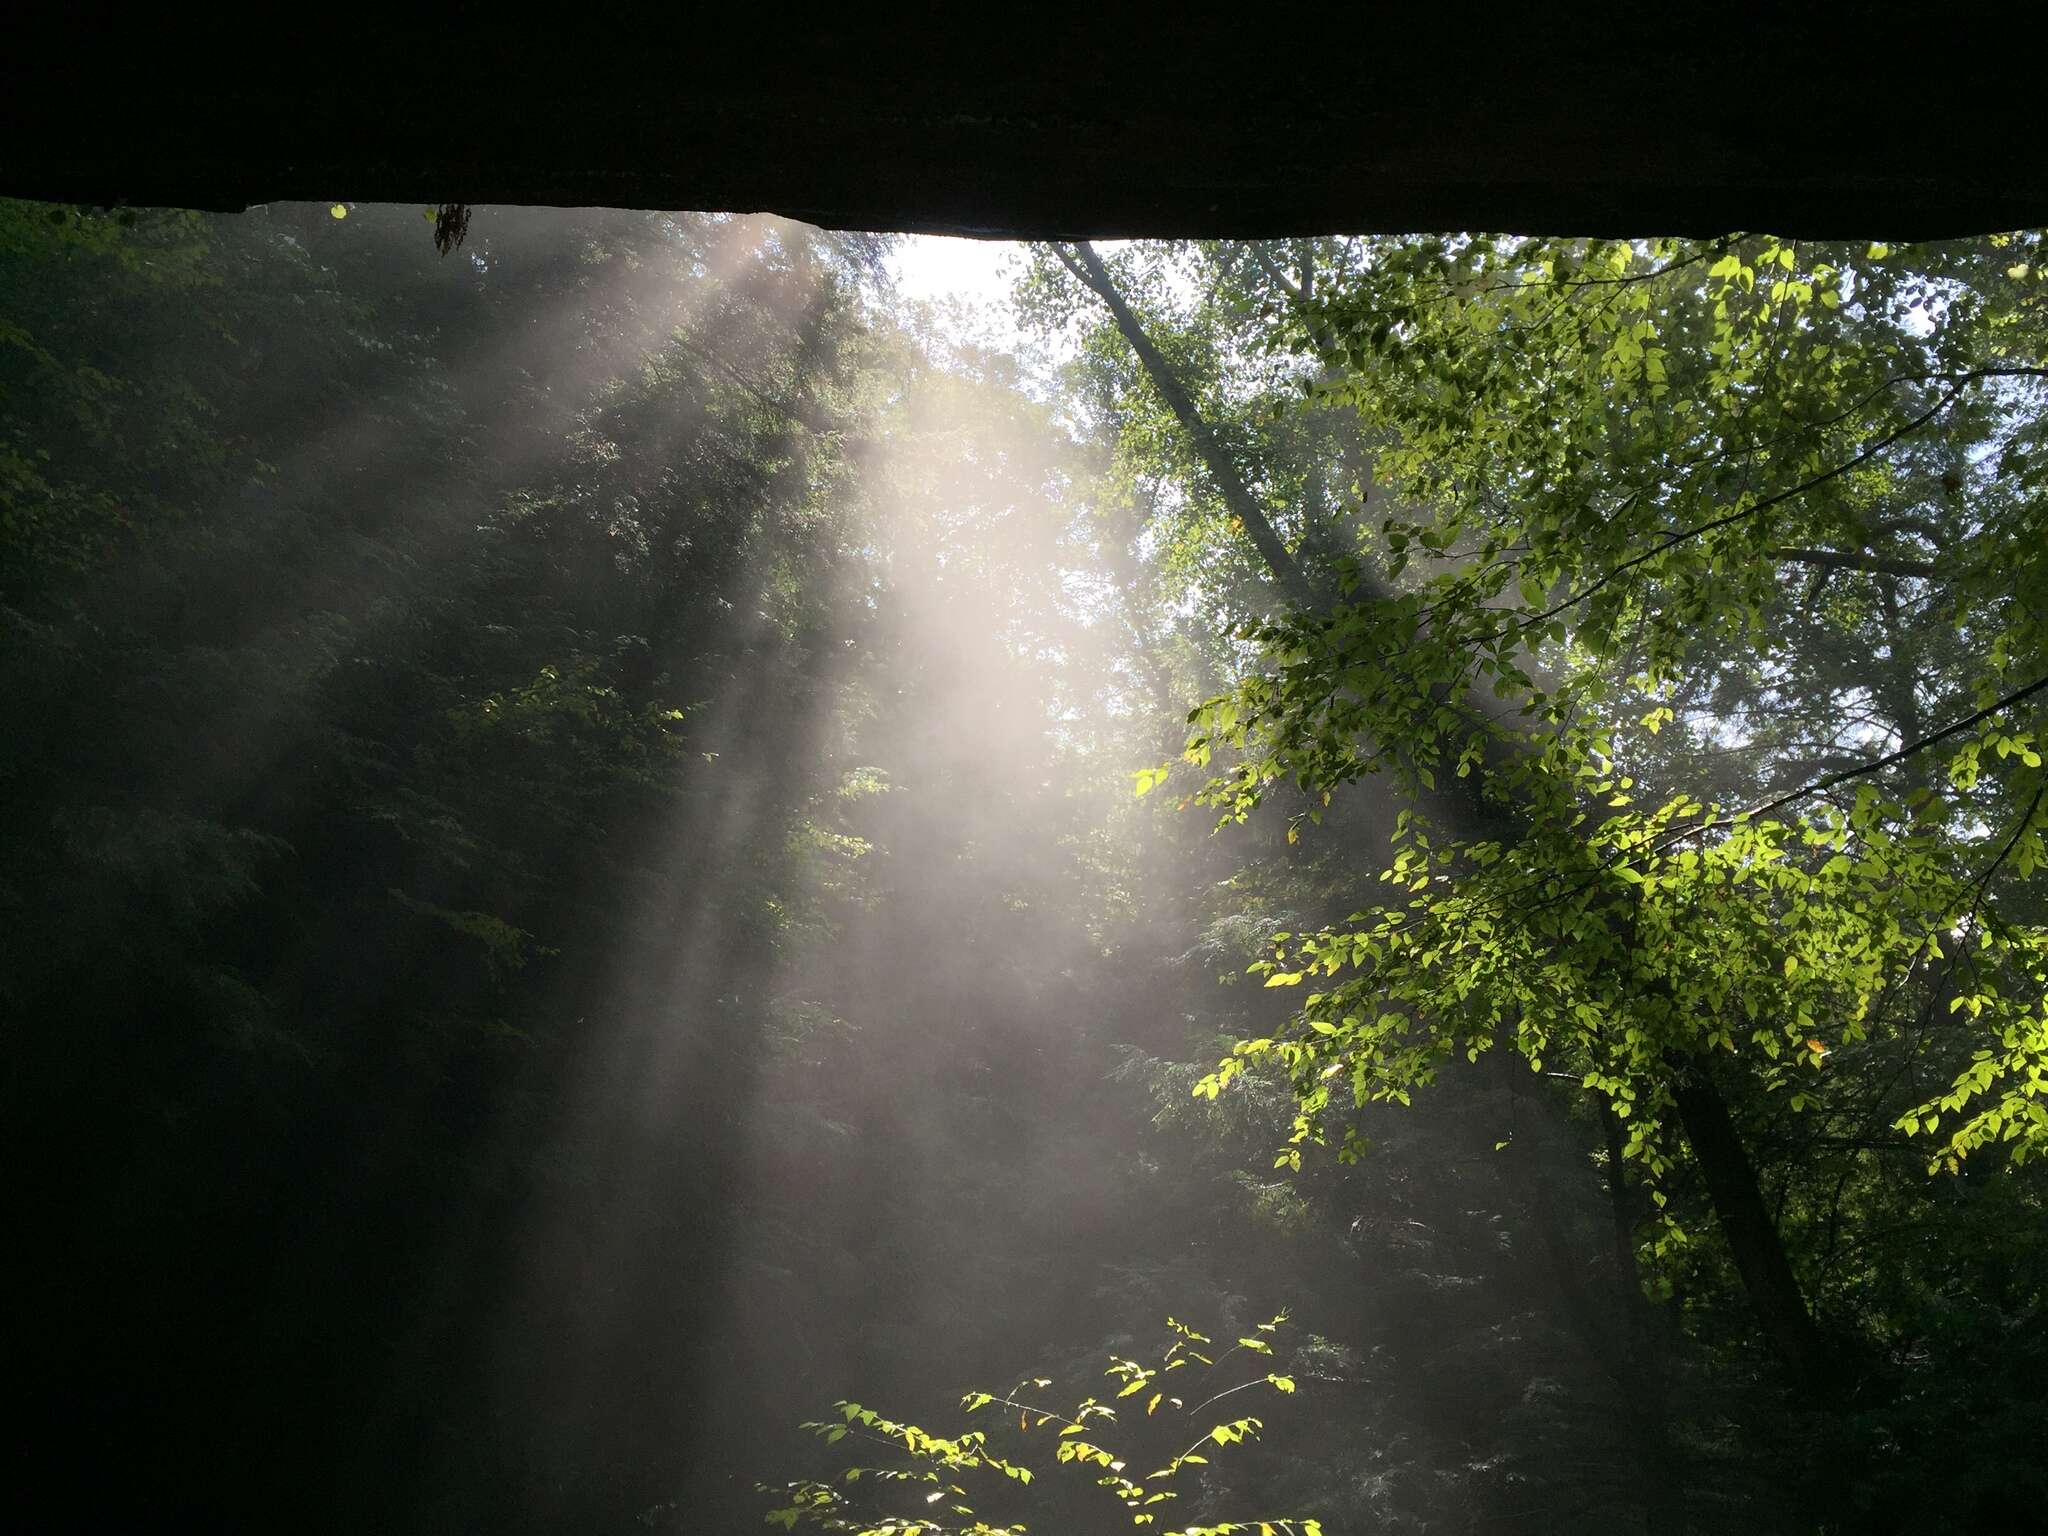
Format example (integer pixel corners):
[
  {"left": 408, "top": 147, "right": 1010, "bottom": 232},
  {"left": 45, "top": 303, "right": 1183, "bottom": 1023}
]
[
  {"left": 763, "top": 1313, "right": 1317, "bottom": 1536},
  {"left": 1171, "top": 232, "right": 2048, "bottom": 1211}
]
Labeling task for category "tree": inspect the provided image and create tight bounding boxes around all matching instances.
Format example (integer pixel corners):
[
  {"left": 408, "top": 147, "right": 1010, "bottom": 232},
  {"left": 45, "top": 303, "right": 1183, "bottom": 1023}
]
[
  {"left": 1035, "top": 230, "right": 2048, "bottom": 1523},
  {"left": 1194, "top": 229, "right": 2048, "bottom": 1279}
]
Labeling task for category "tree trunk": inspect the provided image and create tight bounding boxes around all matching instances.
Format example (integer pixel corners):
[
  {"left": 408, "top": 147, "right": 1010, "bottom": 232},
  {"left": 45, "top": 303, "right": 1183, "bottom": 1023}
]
[
  {"left": 1668, "top": 1059, "right": 1832, "bottom": 1389},
  {"left": 1051, "top": 242, "right": 1319, "bottom": 610}
]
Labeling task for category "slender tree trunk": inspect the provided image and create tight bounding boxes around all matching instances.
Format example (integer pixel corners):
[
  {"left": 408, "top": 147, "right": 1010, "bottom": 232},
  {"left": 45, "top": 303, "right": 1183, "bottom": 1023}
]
[
  {"left": 1057, "top": 238, "right": 1833, "bottom": 1394},
  {"left": 1668, "top": 1061, "right": 1831, "bottom": 1386},
  {"left": 1051, "top": 243, "right": 1319, "bottom": 610}
]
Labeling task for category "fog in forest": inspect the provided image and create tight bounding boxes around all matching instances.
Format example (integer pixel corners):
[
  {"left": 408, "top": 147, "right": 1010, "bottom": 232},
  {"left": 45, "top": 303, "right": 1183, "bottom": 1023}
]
[{"left": 5, "top": 203, "right": 2045, "bottom": 1535}]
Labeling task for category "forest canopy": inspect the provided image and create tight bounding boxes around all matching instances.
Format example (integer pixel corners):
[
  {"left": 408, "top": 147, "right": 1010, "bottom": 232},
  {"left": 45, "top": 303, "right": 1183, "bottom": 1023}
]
[{"left": 3, "top": 202, "right": 2044, "bottom": 1535}]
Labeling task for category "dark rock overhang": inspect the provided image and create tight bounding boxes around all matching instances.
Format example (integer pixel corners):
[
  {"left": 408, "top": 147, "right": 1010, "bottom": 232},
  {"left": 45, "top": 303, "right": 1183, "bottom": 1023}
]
[{"left": 5, "top": 12, "right": 2041, "bottom": 239}]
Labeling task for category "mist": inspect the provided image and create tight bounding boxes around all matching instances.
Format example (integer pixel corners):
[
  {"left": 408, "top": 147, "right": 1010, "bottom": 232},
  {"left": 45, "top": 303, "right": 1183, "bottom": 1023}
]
[{"left": 6, "top": 204, "right": 2045, "bottom": 1536}]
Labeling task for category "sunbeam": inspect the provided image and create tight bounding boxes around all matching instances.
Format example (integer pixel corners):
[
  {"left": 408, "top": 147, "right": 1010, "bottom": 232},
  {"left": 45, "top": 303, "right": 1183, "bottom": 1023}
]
[{"left": 7, "top": 201, "right": 2047, "bottom": 1536}]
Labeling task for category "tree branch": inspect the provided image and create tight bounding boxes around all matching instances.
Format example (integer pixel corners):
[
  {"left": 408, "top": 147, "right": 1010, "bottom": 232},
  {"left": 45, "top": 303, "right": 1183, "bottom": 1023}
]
[
  {"left": 1714, "top": 668, "right": 2048, "bottom": 831},
  {"left": 1769, "top": 547, "right": 1935, "bottom": 577},
  {"left": 1519, "top": 367, "right": 2048, "bottom": 635},
  {"left": 1245, "top": 242, "right": 1304, "bottom": 304}
]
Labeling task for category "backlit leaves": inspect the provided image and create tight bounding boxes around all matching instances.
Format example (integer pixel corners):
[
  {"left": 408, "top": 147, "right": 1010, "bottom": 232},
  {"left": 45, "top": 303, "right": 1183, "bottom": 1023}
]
[
  {"left": 764, "top": 1311, "right": 1313, "bottom": 1535},
  {"left": 1181, "top": 230, "right": 2048, "bottom": 1218}
]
